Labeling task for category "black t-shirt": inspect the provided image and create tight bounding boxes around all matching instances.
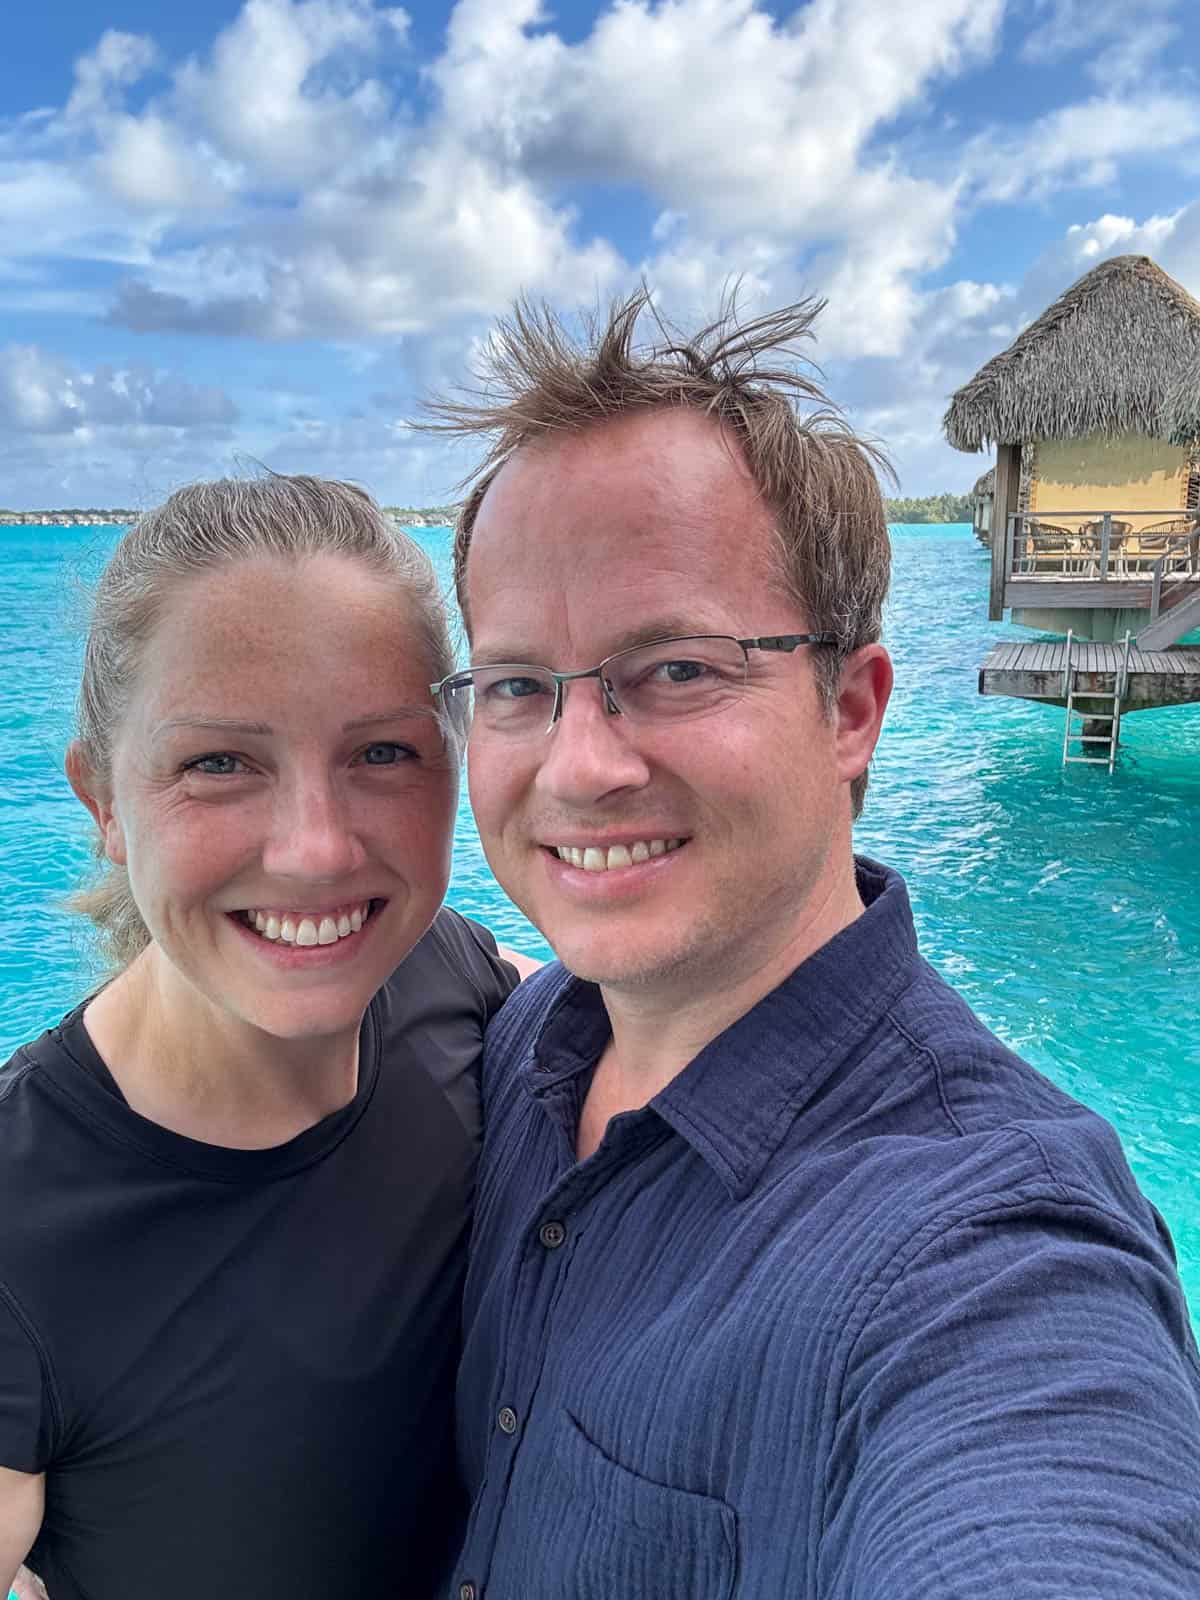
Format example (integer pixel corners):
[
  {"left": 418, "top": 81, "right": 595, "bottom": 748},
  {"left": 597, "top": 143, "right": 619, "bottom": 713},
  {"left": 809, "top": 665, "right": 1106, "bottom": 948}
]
[{"left": 0, "top": 907, "right": 517, "bottom": 1599}]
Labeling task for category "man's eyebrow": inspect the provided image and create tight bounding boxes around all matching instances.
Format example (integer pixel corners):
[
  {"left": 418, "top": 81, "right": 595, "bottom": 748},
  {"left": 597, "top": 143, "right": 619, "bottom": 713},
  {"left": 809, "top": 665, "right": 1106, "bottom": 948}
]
[{"left": 471, "top": 617, "right": 717, "bottom": 666}]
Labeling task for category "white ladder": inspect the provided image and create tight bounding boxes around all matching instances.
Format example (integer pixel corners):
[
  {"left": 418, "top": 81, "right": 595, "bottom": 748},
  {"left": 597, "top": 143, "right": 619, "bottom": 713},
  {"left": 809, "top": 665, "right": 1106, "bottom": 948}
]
[{"left": 1061, "top": 629, "right": 1131, "bottom": 773}]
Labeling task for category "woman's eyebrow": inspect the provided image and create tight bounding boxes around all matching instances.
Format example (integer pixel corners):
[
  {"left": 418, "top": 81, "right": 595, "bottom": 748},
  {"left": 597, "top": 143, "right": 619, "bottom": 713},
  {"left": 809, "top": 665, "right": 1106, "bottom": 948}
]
[
  {"left": 342, "top": 706, "right": 440, "bottom": 731},
  {"left": 151, "top": 708, "right": 438, "bottom": 740},
  {"left": 151, "top": 717, "right": 273, "bottom": 739}
]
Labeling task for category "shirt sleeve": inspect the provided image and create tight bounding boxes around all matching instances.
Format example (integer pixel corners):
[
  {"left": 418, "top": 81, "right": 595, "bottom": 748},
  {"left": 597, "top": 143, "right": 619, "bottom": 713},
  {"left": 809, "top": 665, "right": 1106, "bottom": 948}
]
[
  {"left": 433, "top": 909, "right": 521, "bottom": 1020},
  {"left": 0, "top": 1285, "right": 53, "bottom": 1473},
  {"left": 823, "top": 1192, "right": 1200, "bottom": 1597}
]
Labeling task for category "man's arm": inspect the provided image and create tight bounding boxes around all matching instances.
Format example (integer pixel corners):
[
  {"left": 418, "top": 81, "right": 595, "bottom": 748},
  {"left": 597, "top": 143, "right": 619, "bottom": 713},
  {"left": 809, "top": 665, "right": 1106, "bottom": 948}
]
[
  {"left": 823, "top": 1196, "right": 1200, "bottom": 1596},
  {"left": 0, "top": 1467, "right": 43, "bottom": 1594}
]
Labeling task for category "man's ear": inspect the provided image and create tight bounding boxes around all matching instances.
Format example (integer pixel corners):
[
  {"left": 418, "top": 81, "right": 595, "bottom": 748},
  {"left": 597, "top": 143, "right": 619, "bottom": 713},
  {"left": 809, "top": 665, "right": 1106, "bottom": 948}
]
[
  {"left": 65, "top": 741, "right": 127, "bottom": 866},
  {"left": 834, "top": 644, "right": 893, "bottom": 786}
]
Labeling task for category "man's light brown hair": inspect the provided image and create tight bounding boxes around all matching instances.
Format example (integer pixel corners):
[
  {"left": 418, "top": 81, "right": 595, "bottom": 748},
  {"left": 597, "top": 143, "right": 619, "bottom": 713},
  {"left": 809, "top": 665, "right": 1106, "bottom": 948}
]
[{"left": 427, "top": 288, "right": 892, "bottom": 815}]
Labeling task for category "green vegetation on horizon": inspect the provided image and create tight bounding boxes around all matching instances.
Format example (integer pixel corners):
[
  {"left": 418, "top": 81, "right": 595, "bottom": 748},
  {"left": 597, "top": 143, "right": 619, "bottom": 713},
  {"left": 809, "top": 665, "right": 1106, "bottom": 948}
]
[
  {"left": 4, "top": 491, "right": 976, "bottom": 526},
  {"left": 883, "top": 492, "right": 973, "bottom": 524}
]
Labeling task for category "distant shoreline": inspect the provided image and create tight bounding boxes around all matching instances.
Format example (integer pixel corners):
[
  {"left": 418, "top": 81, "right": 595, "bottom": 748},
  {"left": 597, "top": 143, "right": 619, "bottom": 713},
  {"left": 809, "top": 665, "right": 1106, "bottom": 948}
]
[{"left": 1, "top": 494, "right": 974, "bottom": 528}]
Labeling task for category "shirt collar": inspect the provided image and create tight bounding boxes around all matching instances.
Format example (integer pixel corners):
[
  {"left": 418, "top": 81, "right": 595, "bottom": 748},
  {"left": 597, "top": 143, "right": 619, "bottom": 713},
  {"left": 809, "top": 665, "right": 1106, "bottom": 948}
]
[{"left": 524, "top": 857, "right": 921, "bottom": 1200}]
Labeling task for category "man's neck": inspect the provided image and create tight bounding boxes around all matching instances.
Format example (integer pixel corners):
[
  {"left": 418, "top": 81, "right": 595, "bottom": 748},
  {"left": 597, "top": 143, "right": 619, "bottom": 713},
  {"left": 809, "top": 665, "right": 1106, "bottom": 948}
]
[{"left": 576, "top": 860, "right": 865, "bottom": 1161}]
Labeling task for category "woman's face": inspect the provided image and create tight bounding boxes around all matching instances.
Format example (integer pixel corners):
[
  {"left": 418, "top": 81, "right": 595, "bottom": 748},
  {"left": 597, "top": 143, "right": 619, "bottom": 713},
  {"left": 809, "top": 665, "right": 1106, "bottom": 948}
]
[{"left": 86, "top": 552, "right": 457, "bottom": 1043}]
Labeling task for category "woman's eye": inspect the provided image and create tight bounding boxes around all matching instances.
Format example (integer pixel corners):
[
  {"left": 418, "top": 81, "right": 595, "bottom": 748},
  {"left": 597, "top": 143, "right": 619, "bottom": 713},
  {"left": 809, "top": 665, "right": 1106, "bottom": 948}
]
[
  {"left": 185, "top": 753, "right": 246, "bottom": 776},
  {"left": 359, "top": 742, "right": 416, "bottom": 765}
]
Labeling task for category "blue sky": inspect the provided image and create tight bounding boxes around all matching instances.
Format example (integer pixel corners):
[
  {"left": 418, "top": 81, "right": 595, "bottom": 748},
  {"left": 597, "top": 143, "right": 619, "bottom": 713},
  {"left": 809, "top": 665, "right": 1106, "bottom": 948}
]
[{"left": 1, "top": 0, "right": 1198, "bottom": 506}]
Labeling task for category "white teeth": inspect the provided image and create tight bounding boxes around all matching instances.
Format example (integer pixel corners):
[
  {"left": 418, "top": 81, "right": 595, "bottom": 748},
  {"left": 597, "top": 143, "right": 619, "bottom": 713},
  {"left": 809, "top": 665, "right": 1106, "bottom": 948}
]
[
  {"left": 247, "top": 902, "right": 371, "bottom": 946},
  {"left": 554, "top": 839, "right": 685, "bottom": 873}
]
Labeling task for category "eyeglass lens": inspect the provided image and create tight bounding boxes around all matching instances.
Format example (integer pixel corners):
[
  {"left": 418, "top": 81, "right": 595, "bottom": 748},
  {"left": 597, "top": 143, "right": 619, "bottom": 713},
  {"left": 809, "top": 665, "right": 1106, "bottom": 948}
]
[{"left": 449, "top": 635, "right": 750, "bottom": 732}]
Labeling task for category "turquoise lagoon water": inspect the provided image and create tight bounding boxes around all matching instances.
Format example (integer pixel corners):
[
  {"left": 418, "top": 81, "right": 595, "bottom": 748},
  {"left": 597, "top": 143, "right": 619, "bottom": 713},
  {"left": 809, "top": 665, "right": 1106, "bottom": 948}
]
[{"left": 1, "top": 522, "right": 1198, "bottom": 1309}]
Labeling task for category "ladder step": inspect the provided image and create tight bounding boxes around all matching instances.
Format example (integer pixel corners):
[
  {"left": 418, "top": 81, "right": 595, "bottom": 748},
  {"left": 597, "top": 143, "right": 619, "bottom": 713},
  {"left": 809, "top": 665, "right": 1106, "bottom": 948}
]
[
  {"left": 1072, "top": 735, "right": 1115, "bottom": 744},
  {"left": 1064, "top": 756, "right": 1113, "bottom": 765}
]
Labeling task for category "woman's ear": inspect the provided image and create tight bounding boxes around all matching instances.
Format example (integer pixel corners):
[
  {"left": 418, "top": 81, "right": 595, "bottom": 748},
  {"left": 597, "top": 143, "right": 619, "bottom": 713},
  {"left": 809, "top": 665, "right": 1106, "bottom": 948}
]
[{"left": 65, "top": 741, "right": 127, "bottom": 866}]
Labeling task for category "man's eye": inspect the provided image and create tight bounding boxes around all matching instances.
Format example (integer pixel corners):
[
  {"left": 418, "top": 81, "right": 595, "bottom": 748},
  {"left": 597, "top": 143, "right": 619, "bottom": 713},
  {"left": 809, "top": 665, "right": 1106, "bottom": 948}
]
[
  {"left": 487, "top": 676, "right": 548, "bottom": 701},
  {"left": 657, "top": 659, "right": 708, "bottom": 684},
  {"left": 360, "top": 742, "right": 416, "bottom": 765},
  {"left": 184, "top": 753, "right": 245, "bottom": 776}
]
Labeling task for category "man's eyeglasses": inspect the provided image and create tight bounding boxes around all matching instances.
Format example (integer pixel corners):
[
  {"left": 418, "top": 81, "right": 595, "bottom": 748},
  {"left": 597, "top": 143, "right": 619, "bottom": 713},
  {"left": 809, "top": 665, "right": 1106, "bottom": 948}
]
[{"left": 430, "top": 632, "right": 838, "bottom": 737}]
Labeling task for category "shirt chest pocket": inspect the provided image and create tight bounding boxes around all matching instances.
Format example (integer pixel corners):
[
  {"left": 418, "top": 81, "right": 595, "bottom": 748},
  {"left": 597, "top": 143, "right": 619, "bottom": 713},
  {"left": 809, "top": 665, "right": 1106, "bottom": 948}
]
[{"left": 512, "top": 1409, "right": 739, "bottom": 1599}]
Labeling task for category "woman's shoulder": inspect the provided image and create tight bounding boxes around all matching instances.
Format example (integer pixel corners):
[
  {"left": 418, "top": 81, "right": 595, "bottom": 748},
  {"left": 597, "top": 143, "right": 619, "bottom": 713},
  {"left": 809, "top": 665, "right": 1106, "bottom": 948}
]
[{"left": 391, "top": 906, "right": 522, "bottom": 1019}]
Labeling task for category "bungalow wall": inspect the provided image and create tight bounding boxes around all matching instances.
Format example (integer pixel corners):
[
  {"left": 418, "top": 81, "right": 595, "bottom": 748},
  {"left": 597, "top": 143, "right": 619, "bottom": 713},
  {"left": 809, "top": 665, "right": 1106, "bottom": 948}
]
[{"left": 1027, "top": 432, "right": 1191, "bottom": 531}]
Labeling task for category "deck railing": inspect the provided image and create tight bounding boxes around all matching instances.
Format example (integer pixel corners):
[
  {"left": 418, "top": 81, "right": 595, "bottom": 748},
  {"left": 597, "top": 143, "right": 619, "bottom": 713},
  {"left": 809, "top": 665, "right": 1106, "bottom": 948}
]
[{"left": 1005, "top": 511, "right": 1200, "bottom": 582}]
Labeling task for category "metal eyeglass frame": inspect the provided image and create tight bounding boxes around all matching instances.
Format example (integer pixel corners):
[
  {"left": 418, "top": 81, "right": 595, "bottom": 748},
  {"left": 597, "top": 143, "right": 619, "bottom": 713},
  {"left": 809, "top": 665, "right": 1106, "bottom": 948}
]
[{"left": 429, "top": 632, "right": 839, "bottom": 732}]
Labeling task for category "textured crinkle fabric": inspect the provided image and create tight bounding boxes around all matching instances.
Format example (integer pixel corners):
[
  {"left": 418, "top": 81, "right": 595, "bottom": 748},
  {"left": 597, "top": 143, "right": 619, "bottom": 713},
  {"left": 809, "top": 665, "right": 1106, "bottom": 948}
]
[{"left": 455, "top": 859, "right": 1200, "bottom": 1599}]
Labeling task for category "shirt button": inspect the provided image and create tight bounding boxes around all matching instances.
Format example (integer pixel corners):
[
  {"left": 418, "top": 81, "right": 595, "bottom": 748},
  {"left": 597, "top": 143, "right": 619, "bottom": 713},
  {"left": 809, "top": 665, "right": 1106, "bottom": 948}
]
[
  {"left": 459, "top": 1584, "right": 477, "bottom": 1600},
  {"left": 497, "top": 1405, "right": 519, "bottom": 1435},
  {"left": 539, "top": 1220, "right": 566, "bottom": 1249}
]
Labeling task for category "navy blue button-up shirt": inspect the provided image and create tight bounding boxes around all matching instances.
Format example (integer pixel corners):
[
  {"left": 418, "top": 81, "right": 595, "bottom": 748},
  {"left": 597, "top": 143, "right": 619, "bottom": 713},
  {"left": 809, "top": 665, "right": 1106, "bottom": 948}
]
[{"left": 456, "top": 860, "right": 1200, "bottom": 1598}]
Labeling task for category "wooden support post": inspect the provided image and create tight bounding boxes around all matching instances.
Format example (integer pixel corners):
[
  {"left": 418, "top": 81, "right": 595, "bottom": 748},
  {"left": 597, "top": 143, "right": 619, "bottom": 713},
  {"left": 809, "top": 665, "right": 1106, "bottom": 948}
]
[
  {"left": 989, "top": 442, "right": 1021, "bottom": 622},
  {"left": 1099, "top": 511, "right": 1112, "bottom": 579}
]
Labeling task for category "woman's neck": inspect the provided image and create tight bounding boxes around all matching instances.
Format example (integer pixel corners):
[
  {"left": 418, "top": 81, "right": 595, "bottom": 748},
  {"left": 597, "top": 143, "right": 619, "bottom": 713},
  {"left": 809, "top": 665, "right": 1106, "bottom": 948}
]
[{"left": 82, "top": 949, "right": 363, "bottom": 1149}]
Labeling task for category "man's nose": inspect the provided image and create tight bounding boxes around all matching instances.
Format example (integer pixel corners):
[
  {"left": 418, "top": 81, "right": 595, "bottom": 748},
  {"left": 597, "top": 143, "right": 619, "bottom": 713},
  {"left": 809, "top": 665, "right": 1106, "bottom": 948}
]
[
  {"left": 533, "top": 679, "right": 651, "bottom": 807},
  {"left": 261, "top": 777, "right": 366, "bottom": 882}
]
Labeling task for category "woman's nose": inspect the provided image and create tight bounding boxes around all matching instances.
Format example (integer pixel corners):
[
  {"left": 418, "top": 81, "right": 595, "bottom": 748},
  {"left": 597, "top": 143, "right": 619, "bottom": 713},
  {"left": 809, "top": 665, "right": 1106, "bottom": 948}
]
[{"left": 261, "top": 779, "right": 366, "bottom": 882}]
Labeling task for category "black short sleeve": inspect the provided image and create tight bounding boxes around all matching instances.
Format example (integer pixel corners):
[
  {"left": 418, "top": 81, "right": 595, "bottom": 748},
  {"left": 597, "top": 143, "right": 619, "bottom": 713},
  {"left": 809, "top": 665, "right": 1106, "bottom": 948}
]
[
  {"left": 431, "top": 908, "right": 522, "bottom": 1019},
  {"left": 0, "top": 1285, "right": 52, "bottom": 1472}
]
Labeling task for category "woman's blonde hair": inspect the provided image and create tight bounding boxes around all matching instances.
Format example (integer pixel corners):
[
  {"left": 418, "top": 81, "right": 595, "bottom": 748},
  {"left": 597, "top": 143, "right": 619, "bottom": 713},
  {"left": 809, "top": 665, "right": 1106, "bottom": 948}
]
[{"left": 70, "top": 473, "right": 456, "bottom": 971}]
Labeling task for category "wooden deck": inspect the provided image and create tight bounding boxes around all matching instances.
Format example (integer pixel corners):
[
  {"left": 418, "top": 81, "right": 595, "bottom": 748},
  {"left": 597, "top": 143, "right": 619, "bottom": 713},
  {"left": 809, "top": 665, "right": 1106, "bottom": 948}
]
[
  {"left": 979, "top": 641, "right": 1200, "bottom": 709},
  {"left": 1004, "top": 577, "right": 1196, "bottom": 610}
]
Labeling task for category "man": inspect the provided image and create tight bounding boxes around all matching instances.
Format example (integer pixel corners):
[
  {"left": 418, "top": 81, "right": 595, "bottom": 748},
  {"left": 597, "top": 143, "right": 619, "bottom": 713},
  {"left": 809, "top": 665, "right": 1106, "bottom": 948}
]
[{"left": 431, "top": 292, "right": 1200, "bottom": 1597}]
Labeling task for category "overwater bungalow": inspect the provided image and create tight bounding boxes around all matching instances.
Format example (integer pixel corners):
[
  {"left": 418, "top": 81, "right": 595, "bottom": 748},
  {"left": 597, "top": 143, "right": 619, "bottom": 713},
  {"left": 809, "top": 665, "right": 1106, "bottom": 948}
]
[
  {"left": 970, "top": 466, "right": 994, "bottom": 546},
  {"left": 943, "top": 254, "right": 1200, "bottom": 765}
]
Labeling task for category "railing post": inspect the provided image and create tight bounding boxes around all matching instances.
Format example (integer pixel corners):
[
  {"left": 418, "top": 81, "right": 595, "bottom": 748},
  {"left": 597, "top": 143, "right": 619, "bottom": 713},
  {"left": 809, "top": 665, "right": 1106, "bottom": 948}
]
[
  {"left": 1099, "top": 512, "right": 1112, "bottom": 579},
  {"left": 1006, "top": 512, "right": 1017, "bottom": 580},
  {"left": 1151, "top": 557, "right": 1164, "bottom": 619}
]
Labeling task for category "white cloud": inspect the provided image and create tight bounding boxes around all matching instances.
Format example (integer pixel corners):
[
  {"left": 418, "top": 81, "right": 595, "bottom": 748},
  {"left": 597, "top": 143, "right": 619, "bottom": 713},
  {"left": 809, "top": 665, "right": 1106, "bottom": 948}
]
[
  {"left": 64, "top": 30, "right": 159, "bottom": 124},
  {"left": 1021, "top": 0, "right": 1180, "bottom": 89},
  {"left": 0, "top": 344, "right": 237, "bottom": 435},
  {"left": 971, "top": 91, "right": 1200, "bottom": 203}
]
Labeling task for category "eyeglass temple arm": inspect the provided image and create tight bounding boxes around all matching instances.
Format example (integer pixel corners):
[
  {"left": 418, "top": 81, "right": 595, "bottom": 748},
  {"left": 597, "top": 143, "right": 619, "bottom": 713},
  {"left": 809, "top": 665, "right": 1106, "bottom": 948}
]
[{"left": 739, "top": 633, "right": 839, "bottom": 652}]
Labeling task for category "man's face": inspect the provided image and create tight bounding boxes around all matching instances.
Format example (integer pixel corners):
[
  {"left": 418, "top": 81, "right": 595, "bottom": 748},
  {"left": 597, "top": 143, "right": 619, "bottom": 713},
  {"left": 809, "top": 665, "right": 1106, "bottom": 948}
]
[{"left": 464, "top": 408, "right": 872, "bottom": 996}]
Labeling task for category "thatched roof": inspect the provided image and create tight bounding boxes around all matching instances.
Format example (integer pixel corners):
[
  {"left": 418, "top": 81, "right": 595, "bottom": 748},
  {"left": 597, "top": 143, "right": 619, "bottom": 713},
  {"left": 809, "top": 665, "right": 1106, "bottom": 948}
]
[
  {"left": 972, "top": 466, "right": 994, "bottom": 498},
  {"left": 1164, "top": 359, "right": 1200, "bottom": 446},
  {"left": 943, "top": 255, "right": 1200, "bottom": 452}
]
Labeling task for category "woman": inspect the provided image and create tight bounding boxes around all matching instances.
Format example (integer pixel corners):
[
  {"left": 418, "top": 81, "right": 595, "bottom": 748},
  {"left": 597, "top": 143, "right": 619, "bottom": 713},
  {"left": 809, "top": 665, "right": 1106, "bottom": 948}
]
[{"left": 0, "top": 476, "right": 524, "bottom": 1598}]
